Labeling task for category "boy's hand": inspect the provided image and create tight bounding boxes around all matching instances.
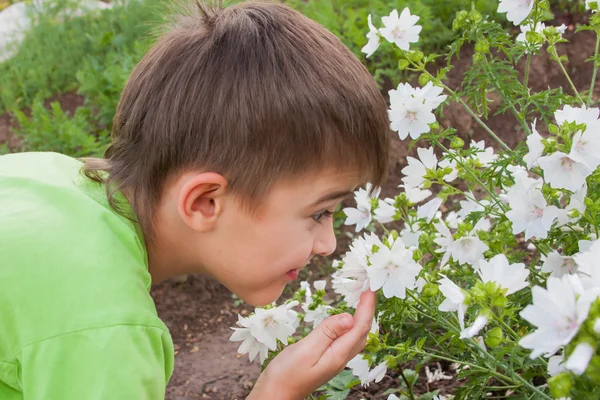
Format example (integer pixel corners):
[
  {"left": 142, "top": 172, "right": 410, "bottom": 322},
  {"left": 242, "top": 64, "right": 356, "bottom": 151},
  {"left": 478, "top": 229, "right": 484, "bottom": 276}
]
[{"left": 247, "top": 290, "right": 376, "bottom": 400}]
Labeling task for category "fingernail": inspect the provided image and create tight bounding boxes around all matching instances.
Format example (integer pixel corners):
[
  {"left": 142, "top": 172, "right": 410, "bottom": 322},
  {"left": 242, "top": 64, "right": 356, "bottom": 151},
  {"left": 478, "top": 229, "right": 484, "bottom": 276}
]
[{"left": 339, "top": 314, "right": 353, "bottom": 330}]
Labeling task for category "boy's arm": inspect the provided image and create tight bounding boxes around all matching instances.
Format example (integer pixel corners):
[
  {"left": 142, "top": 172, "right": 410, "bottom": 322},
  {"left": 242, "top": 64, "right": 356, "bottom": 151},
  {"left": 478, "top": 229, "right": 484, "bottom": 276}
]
[{"left": 18, "top": 325, "right": 173, "bottom": 399}]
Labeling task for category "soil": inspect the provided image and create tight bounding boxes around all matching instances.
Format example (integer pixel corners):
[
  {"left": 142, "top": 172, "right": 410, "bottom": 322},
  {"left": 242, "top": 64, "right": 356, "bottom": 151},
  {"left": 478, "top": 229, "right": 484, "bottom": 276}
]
[{"left": 1, "top": 12, "right": 598, "bottom": 399}]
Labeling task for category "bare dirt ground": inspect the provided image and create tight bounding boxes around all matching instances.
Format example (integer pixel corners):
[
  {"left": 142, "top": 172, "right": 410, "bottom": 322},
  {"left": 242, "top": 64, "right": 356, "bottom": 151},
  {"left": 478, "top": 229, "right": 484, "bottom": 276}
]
[{"left": 1, "top": 11, "right": 598, "bottom": 399}]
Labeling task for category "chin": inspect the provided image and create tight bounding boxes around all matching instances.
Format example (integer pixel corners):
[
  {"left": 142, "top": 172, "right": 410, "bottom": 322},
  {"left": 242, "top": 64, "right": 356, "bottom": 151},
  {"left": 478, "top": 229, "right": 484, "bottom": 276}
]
[{"left": 241, "top": 285, "right": 286, "bottom": 307}]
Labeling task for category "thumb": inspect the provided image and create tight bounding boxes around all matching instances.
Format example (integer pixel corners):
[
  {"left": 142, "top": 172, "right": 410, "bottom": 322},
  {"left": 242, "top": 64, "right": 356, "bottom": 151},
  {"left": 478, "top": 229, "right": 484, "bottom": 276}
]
[{"left": 301, "top": 313, "right": 355, "bottom": 357}]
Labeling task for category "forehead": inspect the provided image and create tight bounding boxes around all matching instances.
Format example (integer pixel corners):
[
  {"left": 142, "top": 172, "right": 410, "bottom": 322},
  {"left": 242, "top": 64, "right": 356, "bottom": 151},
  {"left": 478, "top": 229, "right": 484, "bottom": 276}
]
[{"left": 266, "top": 168, "right": 362, "bottom": 204}]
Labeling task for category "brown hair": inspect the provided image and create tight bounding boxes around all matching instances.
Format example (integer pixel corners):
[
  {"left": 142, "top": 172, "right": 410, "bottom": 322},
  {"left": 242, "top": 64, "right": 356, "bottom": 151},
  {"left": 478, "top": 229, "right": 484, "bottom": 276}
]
[{"left": 83, "top": 0, "right": 390, "bottom": 241}]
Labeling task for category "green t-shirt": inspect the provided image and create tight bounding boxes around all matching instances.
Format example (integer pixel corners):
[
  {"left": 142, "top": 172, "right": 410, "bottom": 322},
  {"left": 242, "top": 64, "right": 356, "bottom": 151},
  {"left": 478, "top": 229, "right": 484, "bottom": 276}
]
[{"left": 0, "top": 152, "right": 174, "bottom": 399}]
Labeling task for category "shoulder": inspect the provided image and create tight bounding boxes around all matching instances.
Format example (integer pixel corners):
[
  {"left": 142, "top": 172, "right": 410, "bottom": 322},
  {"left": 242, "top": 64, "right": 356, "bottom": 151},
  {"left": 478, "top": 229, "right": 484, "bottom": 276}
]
[{"left": 0, "top": 152, "right": 156, "bottom": 353}]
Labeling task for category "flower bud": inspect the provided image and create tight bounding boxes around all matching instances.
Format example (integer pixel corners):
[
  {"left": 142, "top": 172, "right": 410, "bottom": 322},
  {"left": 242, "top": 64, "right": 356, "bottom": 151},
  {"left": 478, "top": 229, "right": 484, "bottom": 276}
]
[
  {"left": 548, "top": 373, "right": 573, "bottom": 399},
  {"left": 468, "top": 10, "right": 482, "bottom": 22},
  {"left": 484, "top": 327, "right": 503, "bottom": 348},
  {"left": 418, "top": 73, "right": 430, "bottom": 86},
  {"left": 450, "top": 137, "right": 465, "bottom": 149},
  {"left": 526, "top": 31, "right": 544, "bottom": 45},
  {"left": 409, "top": 51, "right": 424, "bottom": 62},
  {"left": 453, "top": 11, "right": 468, "bottom": 31},
  {"left": 473, "top": 53, "right": 484, "bottom": 63},
  {"left": 412, "top": 249, "right": 423, "bottom": 262},
  {"left": 475, "top": 40, "right": 490, "bottom": 53},
  {"left": 421, "top": 282, "right": 439, "bottom": 297},
  {"left": 398, "top": 59, "right": 410, "bottom": 70}
]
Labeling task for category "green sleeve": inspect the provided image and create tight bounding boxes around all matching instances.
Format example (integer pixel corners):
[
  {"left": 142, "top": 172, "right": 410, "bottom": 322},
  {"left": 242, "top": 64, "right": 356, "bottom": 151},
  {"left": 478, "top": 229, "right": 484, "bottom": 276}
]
[{"left": 18, "top": 325, "right": 174, "bottom": 400}]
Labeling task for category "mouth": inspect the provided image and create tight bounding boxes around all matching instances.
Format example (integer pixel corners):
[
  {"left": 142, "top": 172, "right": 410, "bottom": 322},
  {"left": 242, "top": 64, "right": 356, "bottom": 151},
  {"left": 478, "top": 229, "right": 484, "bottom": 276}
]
[{"left": 286, "top": 269, "right": 300, "bottom": 280}]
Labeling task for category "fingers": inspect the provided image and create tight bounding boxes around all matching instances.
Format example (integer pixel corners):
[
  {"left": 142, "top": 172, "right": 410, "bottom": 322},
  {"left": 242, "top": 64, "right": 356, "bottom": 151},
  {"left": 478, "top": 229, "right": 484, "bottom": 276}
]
[
  {"left": 299, "top": 313, "right": 355, "bottom": 358},
  {"left": 315, "top": 290, "right": 376, "bottom": 370}
]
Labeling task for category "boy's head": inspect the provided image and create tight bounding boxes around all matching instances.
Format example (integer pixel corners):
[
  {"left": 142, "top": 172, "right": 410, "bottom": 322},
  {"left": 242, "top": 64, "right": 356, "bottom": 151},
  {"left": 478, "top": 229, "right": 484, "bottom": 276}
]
[{"left": 84, "top": 0, "right": 389, "bottom": 305}]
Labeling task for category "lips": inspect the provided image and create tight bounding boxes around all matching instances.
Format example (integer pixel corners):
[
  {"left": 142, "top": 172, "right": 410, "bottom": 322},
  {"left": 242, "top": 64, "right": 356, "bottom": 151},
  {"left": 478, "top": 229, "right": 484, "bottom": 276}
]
[{"left": 286, "top": 269, "right": 300, "bottom": 280}]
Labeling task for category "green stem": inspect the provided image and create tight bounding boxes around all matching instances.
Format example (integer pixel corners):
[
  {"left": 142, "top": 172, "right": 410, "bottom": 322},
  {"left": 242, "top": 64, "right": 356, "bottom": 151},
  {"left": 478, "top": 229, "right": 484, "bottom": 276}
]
[
  {"left": 405, "top": 293, "right": 551, "bottom": 399},
  {"left": 492, "top": 314, "right": 521, "bottom": 342},
  {"left": 482, "top": 56, "right": 531, "bottom": 137},
  {"left": 524, "top": 53, "right": 532, "bottom": 89},
  {"left": 308, "top": 394, "right": 317, "bottom": 400},
  {"left": 411, "top": 61, "right": 513, "bottom": 153},
  {"left": 550, "top": 48, "right": 586, "bottom": 106},
  {"left": 473, "top": 346, "right": 551, "bottom": 399},
  {"left": 412, "top": 348, "right": 515, "bottom": 386},
  {"left": 399, "top": 369, "right": 416, "bottom": 400},
  {"left": 436, "top": 78, "right": 513, "bottom": 152},
  {"left": 588, "top": 33, "right": 600, "bottom": 106},
  {"left": 434, "top": 139, "right": 508, "bottom": 213}
]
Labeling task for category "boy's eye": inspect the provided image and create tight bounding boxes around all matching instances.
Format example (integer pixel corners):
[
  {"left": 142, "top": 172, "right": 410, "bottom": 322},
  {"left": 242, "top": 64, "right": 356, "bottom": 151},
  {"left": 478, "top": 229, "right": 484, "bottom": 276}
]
[{"left": 312, "top": 210, "right": 334, "bottom": 223}]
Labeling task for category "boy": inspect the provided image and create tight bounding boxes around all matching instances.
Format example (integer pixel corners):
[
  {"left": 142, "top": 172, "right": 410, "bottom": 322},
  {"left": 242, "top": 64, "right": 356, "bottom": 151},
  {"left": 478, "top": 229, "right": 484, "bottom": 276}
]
[{"left": 0, "top": 1, "right": 390, "bottom": 398}]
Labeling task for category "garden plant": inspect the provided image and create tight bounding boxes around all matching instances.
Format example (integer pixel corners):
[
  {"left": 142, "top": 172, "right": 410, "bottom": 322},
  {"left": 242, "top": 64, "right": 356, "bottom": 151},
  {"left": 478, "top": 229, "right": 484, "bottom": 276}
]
[{"left": 230, "top": 1, "right": 600, "bottom": 399}]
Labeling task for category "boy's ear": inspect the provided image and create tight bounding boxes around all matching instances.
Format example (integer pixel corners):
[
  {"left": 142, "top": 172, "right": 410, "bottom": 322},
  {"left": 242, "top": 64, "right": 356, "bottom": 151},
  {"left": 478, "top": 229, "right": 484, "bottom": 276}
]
[{"left": 177, "top": 172, "right": 228, "bottom": 232}]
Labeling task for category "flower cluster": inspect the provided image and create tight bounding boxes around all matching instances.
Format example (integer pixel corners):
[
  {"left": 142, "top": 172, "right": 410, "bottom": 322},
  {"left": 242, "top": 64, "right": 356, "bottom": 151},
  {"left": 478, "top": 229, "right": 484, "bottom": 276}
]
[{"left": 233, "top": 2, "right": 600, "bottom": 398}]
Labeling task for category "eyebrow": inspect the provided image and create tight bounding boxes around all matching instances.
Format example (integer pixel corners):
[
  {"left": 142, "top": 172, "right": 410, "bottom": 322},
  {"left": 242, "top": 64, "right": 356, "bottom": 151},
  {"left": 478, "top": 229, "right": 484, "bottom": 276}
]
[{"left": 311, "top": 190, "right": 353, "bottom": 208}]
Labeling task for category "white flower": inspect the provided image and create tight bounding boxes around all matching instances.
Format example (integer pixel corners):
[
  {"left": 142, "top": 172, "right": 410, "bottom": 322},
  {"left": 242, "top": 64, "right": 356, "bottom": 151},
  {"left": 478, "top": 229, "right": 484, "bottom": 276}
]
[
  {"left": 470, "top": 140, "right": 497, "bottom": 167},
  {"left": 498, "top": 0, "right": 534, "bottom": 25},
  {"left": 332, "top": 251, "right": 370, "bottom": 308},
  {"left": 368, "top": 238, "right": 422, "bottom": 299},
  {"left": 300, "top": 281, "right": 312, "bottom": 300},
  {"left": 570, "top": 130, "right": 600, "bottom": 171},
  {"left": 586, "top": 0, "right": 599, "bottom": 12},
  {"left": 473, "top": 218, "right": 492, "bottom": 233},
  {"left": 390, "top": 94, "right": 436, "bottom": 140},
  {"left": 566, "top": 343, "right": 595, "bottom": 375},
  {"left": 460, "top": 314, "right": 489, "bottom": 339},
  {"left": 574, "top": 239, "right": 600, "bottom": 290},
  {"left": 249, "top": 306, "right": 297, "bottom": 350},
  {"left": 313, "top": 280, "right": 326, "bottom": 291},
  {"left": 438, "top": 276, "right": 467, "bottom": 329},
  {"left": 303, "top": 304, "right": 332, "bottom": 329},
  {"left": 344, "top": 184, "right": 380, "bottom": 232},
  {"left": 417, "top": 82, "right": 448, "bottom": 109},
  {"left": 374, "top": 198, "right": 397, "bottom": 223},
  {"left": 417, "top": 197, "right": 443, "bottom": 223},
  {"left": 434, "top": 221, "right": 454, "bottom": 267},
  {"left": 505, "top": 184, "right": 559, "bottom": 240},
  {"left": 379, "top": 8, "right": 422, "bottom": 51},
  {"left": 548, "top": 354, "right": 567, "bottom": 376},
  {"left": 401, "top": 184, "right": 432, "bottom": 204},
  {"left": 541, "top": 251, "right": 579, "bottom": 277},
  {"left": 439, "top": 158, "right": 459, "bottom": 182},
  {"left": 346, "top": 355, "right": 387, "bottom": 387},
  {"left": 230, "top": 315, "right": 270, "bottom": 364},
  {"left": 557, "top": 184, "right": 587, "bottom": 226},
  {"left": 400, "top": 223, "right": 422, "bottom": 248},
  {"left": 508, "top": 164, "right": 530, "bottom": 180},
  {"left": 457, "top": 192, "right": 487, "bottom": 219},
  {"left": 448, "top": 235, "right": 489, "bottom": 267},
  {"left": 555, "top": 105, "right": 600, "bottom": 128},
  {"left": 519, "top": 275, "right": 592, "bottom": 358},
  {"left": 401, "top": 147, "right": 437, "bottom": 189},
  {"left": 524, "top": 119, "right": 544, "bottom": 168},
  {"left": 478, "top": 254, "right": 530, "bottom": 295},
  {"left": 389, "top": 83, "right": 446, "bottom": 140},
  {"left": 445, "top": 211, "right": 462, "bottom": 229},
  {"left": 362, "top": 14, "right": 381, "bottom": 58},
  {"left": 538, "top": 152, "right": 591, "bottom": 192}
]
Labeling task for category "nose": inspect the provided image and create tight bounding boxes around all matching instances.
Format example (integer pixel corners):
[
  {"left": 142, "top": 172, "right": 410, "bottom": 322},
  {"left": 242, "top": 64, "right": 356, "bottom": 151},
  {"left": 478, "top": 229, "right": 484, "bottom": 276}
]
[{"left": 313, "top": 222, "right": 337, "bottom": 256}]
